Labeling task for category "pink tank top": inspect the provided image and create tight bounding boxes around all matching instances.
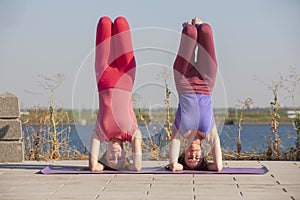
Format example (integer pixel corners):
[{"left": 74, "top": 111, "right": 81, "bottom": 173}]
[{"left": 94, "top": 88, "right": 137, "bottom": 143}]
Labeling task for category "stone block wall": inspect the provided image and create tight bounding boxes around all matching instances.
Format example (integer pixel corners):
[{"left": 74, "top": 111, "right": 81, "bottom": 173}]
[{"left": 0, "top": 92, "right": 24, "bottom": 162}]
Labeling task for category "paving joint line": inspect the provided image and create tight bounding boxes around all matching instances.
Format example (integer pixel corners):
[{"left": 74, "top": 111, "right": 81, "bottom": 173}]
[
  {"left": 232, "top": 176, "right": 244, "bottom": 198},
  {"left": 42, "top": 175, "right": 75, "bottom": 199},
  {"left": 192, "top": 174, "right": 196, "bottom": 200},
  {"left": 269, "top": 170, "right": 295, "bottom": 199},
  {"left": 49, "top": 190, "right": 57, "bottom": 196},
  {"left": 143, "top": 176, "right": 155, "bottom": 200},
  {"left": 8, "top": 187, "right": 16, "bottom": 192},
  {"left": 93, "top": 174, "right": 116, "bottom": 199}
]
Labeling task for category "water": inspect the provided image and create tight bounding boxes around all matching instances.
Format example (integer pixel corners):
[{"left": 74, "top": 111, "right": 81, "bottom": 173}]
[
  {"left": 218, "top": 124, "right": 298, "bottom": 153},
  {"left": 23, "top": 124, "right": 298, "bottom": 156}
]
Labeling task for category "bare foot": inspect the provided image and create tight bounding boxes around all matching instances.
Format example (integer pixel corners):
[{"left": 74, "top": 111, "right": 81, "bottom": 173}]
[
  {"left": 182, "top": 21, "right": 192, "bottom": 28},
  {"left": 192, "top": 17, "right": 203, "bottom": 25}
]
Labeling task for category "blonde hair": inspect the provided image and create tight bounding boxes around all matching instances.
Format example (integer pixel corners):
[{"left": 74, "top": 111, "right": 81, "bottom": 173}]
[{"left": 98, "top": 151, "right": 130, "bottom": 170}]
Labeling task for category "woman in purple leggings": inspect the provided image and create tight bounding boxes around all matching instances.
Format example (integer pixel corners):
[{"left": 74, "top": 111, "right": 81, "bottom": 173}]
[{"left": 169, "top": 17, "right": 223, "bottom": 171}]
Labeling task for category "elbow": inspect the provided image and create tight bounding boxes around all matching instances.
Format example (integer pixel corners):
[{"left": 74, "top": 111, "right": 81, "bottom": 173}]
[
  {"left": 135, "top": 166, "right": 142, "bottom": 172},
  {"left": 216, "top": 163, "right": 223, "bottom": 172},
  {"left": 134, "top": 163, "right": 142, "bottom": 171},
  {"left": 130, "top": 165, "right": 142, "bottom": 172},
  {"left": 208, "top": 163, "right": 223, "bottom": 172},
  {"left": 89, "top": 165, "right": 97, "bottom": 172},
  {"left": 89, "top": 162, "right": 104, "bottom": 172},
  {"left": 89, "top": 160, "right": 96, "bottom": 172}
]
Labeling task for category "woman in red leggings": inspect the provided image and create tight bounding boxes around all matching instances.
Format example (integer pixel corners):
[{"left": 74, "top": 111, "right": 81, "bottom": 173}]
[{"left": 89, "top": 16, "right": 142, "bottom": 171}]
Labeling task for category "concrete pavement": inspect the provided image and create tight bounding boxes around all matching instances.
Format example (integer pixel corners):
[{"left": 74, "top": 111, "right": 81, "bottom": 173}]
[{"left": 0, "top": 160, "right": 299, "bottom": 200}]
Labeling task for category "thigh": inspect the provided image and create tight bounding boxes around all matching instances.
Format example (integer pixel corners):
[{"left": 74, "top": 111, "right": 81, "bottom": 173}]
[
  {"left": 95, "top": 16, "right": 113, "bottom": 89},
  {"left": 113, "top": 16, "right": 136, "bottom": 71}
]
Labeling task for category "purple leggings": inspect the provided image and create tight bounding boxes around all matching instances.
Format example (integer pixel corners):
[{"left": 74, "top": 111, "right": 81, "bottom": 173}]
[{"left": 174, "top": 94, "right": 215, "bottom": 136}]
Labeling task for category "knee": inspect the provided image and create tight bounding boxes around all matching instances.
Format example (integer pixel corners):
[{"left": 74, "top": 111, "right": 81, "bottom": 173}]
[
  {"left": 217, "top": 164, "right": 223, "bottom": 172},
  {"left": 197, "top": 23, "right": 212, "bottom": 35},
  {"left": 114, "top": 16, "right": 128, "bottom": 25},
  {"left": 182, "top": 24, "right": 197, "bottom": 39},
  {"left": 99, "top": 16, "right": 112, "bottom": 26}
]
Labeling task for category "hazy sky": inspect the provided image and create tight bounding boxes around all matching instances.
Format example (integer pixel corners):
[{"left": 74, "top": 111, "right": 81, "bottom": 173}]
[{"left": 1, "top": 0, "right": 299, "bottom": 110}]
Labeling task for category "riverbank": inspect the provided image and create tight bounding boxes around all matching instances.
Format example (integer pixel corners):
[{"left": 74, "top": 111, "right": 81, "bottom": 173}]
[
  {"left": 21, "top": 123, "right": 299, "bottom": 161},
  {"left": 20, "top": 107, "right": 298, "bottom": 126}
]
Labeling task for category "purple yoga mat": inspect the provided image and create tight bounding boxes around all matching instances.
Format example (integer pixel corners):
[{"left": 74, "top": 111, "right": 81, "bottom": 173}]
[{"left": 40, "top": 165, "right": 268, "bottom": 174}]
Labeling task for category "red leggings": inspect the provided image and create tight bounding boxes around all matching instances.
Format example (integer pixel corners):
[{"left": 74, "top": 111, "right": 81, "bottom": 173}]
[
  {"left": 173, "top": 23, "right": 218, "bottom": 94},
  {"left": 94, "top": 16, "right": 137, "bottom": 142},
  {"left": 95, "top": 16, "right": 136, "bottom": 91}
]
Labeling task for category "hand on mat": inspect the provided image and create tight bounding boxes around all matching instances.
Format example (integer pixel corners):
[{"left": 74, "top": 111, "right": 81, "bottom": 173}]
[
  {"left": 90, "top": 162, "right": 104, "bottom": 172},
  {"left": 128, "top": 163, "right": 139, "bottom": 171},
  {"left": 207, "top": 162, "right": 221, "bottom": 171},
  {"left": 169, "top": 163, "right": 183, "bottom": 172}
]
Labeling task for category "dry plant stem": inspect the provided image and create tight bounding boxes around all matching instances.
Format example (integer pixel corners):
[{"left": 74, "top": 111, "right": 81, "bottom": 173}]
[
  {"left": 22, "top": 106, "right": 79, "bottom": 161},
  {"left": 294, "top": 117, "right": 300, "bottom": 160},
  {"left": 237, "top": 111, "right": 242, "bottom": 158},
  {"left": 22, "top": 73, "right": 83, "bottom": 160},
  {"left": 157, "top": 69, "right": 172, "bottom": 141},
  {"left": 270, "top": 88, "right": 281, "bottom": 159},
  {"left": 285, "top": 67, "right": 300, "bottom": 160},
  {"left": 254, "top": 73, "right": 283, "bottom": 160},
  {"left": 49, "top": 106, "right": 59, "bottom": 159},
  {"left": 138, "top": 108, "right": 157, "bottom": 152},
  {"left": 164, "top": 83, "right": 171, "bottom": 140},
  {"left": 236, "top": 98, "right": 253, "bottom": 159}
]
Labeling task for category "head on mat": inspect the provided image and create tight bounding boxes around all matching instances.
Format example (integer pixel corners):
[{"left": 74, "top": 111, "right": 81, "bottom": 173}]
[
  {"left": 180, "top": 137, "right": 207, "bottom": 170},
  {"left": 97, "top": 140, "right": 131, "bottom": 170},
  {"left": 172, "top": 129, "right": 210, "bottom": 170},
  {"left": 106, "top": 139, "right": 127, "bottom": 169}
]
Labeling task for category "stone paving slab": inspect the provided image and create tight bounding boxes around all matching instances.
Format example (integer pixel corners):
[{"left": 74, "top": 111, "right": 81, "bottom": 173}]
[{"left": 0, "top": 160, "right": 299, "bottom": 200}]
